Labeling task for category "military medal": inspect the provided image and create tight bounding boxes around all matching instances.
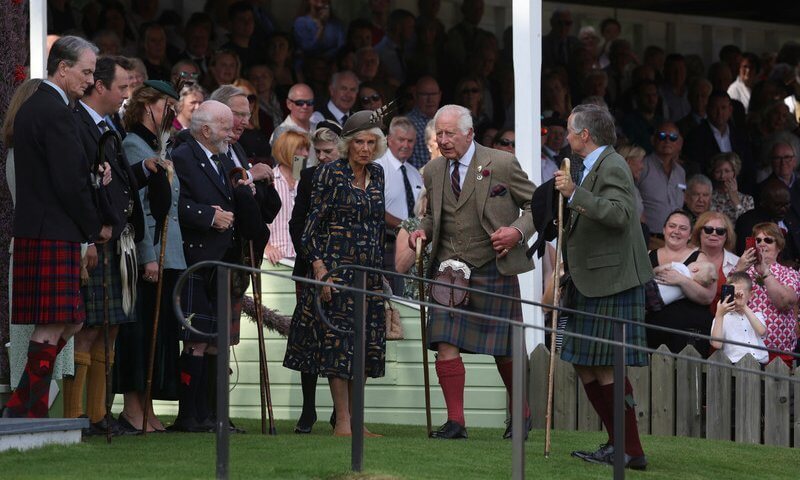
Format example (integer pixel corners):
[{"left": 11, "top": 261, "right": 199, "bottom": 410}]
[{"left": 476, "top": 165, "right": 483, "bottom": 181}]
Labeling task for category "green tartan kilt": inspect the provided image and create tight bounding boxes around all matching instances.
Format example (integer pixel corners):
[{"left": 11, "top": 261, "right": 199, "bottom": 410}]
[
  {"left": 560, "top": 284, "right": 649, "bottom": 367},
  {"left": 83, "top": 244, "right": 134, "bottom": 327}
]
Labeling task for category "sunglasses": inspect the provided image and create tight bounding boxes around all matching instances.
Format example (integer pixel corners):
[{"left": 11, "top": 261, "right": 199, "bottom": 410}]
[
  {"left": 460, "top": 88, "right": 481, "bottom": 95},
  {"left": 289, "top": 98, "right": 314, "bottom": 107},
  {"left": 755, "top": 237, "right": 775, "bottom": 244},
  {"left": 360, "top": 93, "right": 381, "bottom": 103},
  {"left": 179, "top": 71, "right": 200, "bottom": 79},
  {"left": 496, "top": 138, "right": 515, "bottom": 147},
  {"left": 247, "top": 94, "right": 257, "bottom": 104},
  {"left": 702, "top": 226, "right": 727, "bottom": 235},
  {"left": 657, "top": 131, "right": 679, "bottom": 142}
]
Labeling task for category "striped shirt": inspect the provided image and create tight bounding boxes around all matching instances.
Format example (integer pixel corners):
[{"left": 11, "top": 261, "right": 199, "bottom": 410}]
[{"left": 267, "top": 167, "right": 296, "bottom": 258}]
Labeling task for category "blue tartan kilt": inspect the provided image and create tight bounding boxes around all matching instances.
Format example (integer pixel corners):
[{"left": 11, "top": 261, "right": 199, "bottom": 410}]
[
  {"left": 560, "top": 284, "right": 649, "bottom": 367},
  {"left": 83, "top": 244, "right": 134, "bottom": 327},
  {"left": 179, "top": 268, "right": 241, "bottom": 345},
  {"left": 427, "top": 261, "right": 523, "bottom": 356}
]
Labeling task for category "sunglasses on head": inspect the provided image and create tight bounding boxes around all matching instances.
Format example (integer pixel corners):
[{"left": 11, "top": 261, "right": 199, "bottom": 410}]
[
  {"left": 496, "top": 138, "right": 515, "bottom": 147},
  {"left": 657, "top": 131, "right": 679, "bottom": 142},
  {"left": 755, "top": 237, "right": 775, "bottom": 244},
  {"left": 360, "top": 93, "right": 381, "bottom": 103},
  {"left": 289, "top": 98, "right": 314, "bottom": 107},
  {"left": 702, "top": 226, "right": 727, "bottom": 235}
]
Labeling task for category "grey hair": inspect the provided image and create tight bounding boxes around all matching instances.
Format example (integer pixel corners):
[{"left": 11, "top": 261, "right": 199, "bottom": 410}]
[
  {"left": 760, "top": 132, "right": 800, "bottom": 168},
  {"left": 46, "top": 36, "right": 99, "bottom": 77},
  {"left": 330, "top": 70, "right": 358, "bottom": 88},
  {"left": 388, "top": 116, "right": 416, "bottom": 137},
  {"left": 175, "top": 84, "right": 207, "bottom": 114},
  {"left": 189, "top": 100, "right": 228, "bottom": 136},
  {"left": 569, "top": 104, "right": 617, "bottom": 146},
  {"left": 209, "top": 84, "right": 246, "bottom": 107},
  {"left": 312, "top": 126, "right": 339, "bottom": 145},
  {"left": 337, "top": 127, "right": 387, "bottom": 160},
  {"left": 433, "top": 104, "right": 473, "bottom": 135},
  {"left": 709, "top": 151, "right": 742, "bottom": 176},
  {"left": 687, "top": 174, "right": 713, "bottom": 191}
]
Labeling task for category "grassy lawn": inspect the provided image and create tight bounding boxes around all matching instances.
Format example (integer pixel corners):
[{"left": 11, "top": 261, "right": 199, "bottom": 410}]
[{"left": 0, "top": 418, "right": 796, "bottom": 479}]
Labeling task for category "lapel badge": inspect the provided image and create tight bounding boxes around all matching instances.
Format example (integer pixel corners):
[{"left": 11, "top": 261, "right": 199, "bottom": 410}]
[{"left": 476, "top": 165, "right": 484, "bottom": 181}]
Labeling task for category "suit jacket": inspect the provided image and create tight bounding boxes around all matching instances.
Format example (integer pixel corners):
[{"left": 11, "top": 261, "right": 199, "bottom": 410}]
[
  {"left": 74, "top": 103, "right": 146, "bottom": 242},
  {"left": 566, "top": 146, "right": 653, "bottom": 297},
  {"left": 683, "top": 119, "right": 755, "bottom": 194},
  {"left": 419, "top": 143, "right": 536, "bottom": 276},
  {"left": 541, "top": 33, "right": 580, "bottom": 69},
  {"left": 289, "top": 165, "right": 317, "bottom": 278},
  {"left": 12, "top": 83, "right": 101, "bottom": 242},
  {"left": 315, "top": 102, "right": 349, "bottom": 124}
]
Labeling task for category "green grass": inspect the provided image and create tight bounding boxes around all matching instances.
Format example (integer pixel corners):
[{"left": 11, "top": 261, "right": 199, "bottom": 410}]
[{"left": 1, "top": 419, "right": 797, "bottom": 479}]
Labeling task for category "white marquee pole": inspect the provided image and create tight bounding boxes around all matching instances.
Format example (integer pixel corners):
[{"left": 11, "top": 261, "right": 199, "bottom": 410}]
[{"left": 29, "top": 0, "right": 47, "bottom": 79}]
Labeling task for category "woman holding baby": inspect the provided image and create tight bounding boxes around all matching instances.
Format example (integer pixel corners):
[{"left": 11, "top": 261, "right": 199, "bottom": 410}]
[{"left": 646, "top": 210, "right": 717, "bottom": 357}]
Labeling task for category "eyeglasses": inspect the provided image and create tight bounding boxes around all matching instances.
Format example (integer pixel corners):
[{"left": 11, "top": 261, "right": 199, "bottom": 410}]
[
  {"left": 360, "top": 93, "right": 381, "bottom": 103},
  {"left": 247, "top": 94, "right": 257, "bottom": 104},
  {"left": 460, "top": 88, "right": 481, "bottom": 95},
  {"left": 288, "top": 98, "right": 314, "bottom": 107},
  {"left": 755, "top": 237, "right": 775, "bottom": 244},
  {"left": 702, "top": 226, "right": 727, "bottom": 236},
  {"left": 496, "top": 138, "right": 515, "bottom": 147},
  {"left": 771, "top": 155, "right": 795, "bottom": 162},
  {"left": 657, "top": 131, "right": 679, "bottom": 142}
]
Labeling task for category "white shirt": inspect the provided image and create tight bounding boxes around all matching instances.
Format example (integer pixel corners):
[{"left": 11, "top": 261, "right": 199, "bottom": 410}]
[
  {"left": 322, "top": 100, "right": 349, "bottom": 125},
  {"left": 376, "top": 150, "right": 423, "bottom": 220},
  {"left": 709, "top": 123, "right": 733, "bottom": 153},
  {"left": 727, "top": 77, "right": 751, "bottom": 112},
  {"left": 448, "top": 141, "right": 476, "bottom": 189},
  {"left": 270, "top": 115, "right": 315, "bottom": 145},
  {"left": 711, "top": 310, "right": 768, "bottom": 364}
]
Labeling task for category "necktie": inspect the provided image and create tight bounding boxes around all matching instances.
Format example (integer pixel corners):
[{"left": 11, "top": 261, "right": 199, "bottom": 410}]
[
  {"left": 340, "top": 113, "right": 348, "bottom": 125},
  {"left": 97, "top": 120, "right": 109, "bottom": 133},
  {"left": 211, "top": 154, "right": 228, "bottom": 190},
  {"left": 571, "top": 156, "right": 586, "bottom": 186},
  {"left": 450, "top": 160, "right": 461, "bottom": 200},
  {"left": 399, "top": 164, "right": 416, "bottom": 218}
]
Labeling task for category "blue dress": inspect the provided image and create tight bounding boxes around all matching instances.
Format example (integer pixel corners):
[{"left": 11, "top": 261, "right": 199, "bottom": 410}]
[{"left": 283, "top": 159, "right": 386, "bottom": 379}]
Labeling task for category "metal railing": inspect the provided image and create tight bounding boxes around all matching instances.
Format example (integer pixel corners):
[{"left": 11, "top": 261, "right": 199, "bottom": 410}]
[{"left": 173, "top": 261, "right": 800, "bottom": 480}]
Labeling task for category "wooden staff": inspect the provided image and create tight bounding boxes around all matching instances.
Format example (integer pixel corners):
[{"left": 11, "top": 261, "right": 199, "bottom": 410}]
[
  {"left": 545, "top": 158, "right": 570, "bottom": 458},
  {"left": 249, "top": 241, "right": 277, "bottom": 435},
  {"left": 102, "top": 243, "right": 113, "bottom": 443},
  {"left": 416, "top": 238, "right": 433, "bottom": 437}
]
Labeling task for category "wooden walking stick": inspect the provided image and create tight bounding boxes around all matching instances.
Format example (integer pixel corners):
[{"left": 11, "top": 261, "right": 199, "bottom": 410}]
[
  {"left": 102, "top": 242, "right": 113, "bottom": 444},
  {"left": 249, "top": 241, "right": 277, "bottom": 435},
  {"left": 544, "top": 158, "right": 570, "bottom": 458},
  {"left": 416, "top": 238, "right": 433, "bottom": 437}
]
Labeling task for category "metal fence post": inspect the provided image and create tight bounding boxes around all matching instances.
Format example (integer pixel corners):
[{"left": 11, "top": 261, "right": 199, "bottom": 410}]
[
  {"left": 216, "top": 266, "right": 231, "bottom": 480},
  {"left": 512, "top": 322, "right": 525, "bottom": 480},
  {"left": 351, "top": 271, "right": 367, "bottom": 472},
  {"left": 613, "top": 320, "right": 625, "bottom": 480}
]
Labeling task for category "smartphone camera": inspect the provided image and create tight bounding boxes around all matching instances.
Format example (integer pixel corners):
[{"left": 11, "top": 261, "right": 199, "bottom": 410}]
[{"left": 721, "top": 284, "right": 735, "bottom": 303}]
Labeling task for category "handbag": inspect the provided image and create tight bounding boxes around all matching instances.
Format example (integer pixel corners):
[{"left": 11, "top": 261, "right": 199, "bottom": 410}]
[{"left": 430, "top": 259, "right": 471, "bottom": 308}]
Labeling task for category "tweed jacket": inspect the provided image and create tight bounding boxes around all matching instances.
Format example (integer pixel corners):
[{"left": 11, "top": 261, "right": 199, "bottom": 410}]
[
  {"left": 566, "top": 146, "right": 653, "bottom": 297},
  {"left": 419, "top": 143, "right": 536, "bottom": 276}
]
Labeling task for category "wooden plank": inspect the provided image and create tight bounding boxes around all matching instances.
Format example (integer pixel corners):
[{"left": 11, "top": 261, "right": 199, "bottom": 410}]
[
  {"left": 763, "top": 358, "right": 791, "bottom": 447},
  {"left": 650, "top": 344, "right": 675, "bottom": 436},
  {"left": 628, "top": 365, "right": 650, "bottom": 435},
  {"left": 675, "top": 345, "right": 703, "bottom": 437},
  {"left": 734, "top": 354, "right": 761, "bottom": 444},
  {"left": 529, "top": 344, "right": 550, "bottom": 430},
  {"left": 705, "top": 350, "right": 732, "bottom": 441},
  {"left": 553, "top": 355, "right": 577, "bottom": 430}
]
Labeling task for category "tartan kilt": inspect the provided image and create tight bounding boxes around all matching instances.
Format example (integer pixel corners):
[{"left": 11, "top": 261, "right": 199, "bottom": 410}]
[
  {"left": 427, "top": 261, "right": 523, "bottom": 356},
  {"left": 560, "top": 285, "right": 649, "bottom": 367},
  {"left": 83, "top": 244, "right": 134, "bottom": 326},
  {"left": 12, "top": 238, "right": 84, "bottom": 325},
  {"left": 180, "top": 268, "right": 241, "bottom": 345}
]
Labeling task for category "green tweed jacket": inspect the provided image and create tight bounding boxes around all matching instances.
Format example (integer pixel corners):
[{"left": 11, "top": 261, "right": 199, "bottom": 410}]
[{"left": 566, "top": 146, "right": 653, "bottom": 297}]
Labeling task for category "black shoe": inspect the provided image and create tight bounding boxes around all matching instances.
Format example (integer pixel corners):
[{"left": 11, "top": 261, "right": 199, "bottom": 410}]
[
  {"left": 572, "top": 443, "right": 614, "bottom": 462},
  {"left": 588, "top": 449, "right": 648, "bottom": 471},
  {"left": 502, "top": 416, "right": 533, "bottom": 440},
  {"left": 87, "top": 416, "right": 125, "bottom": 437},
  {"left": 295, "top": 411, "right": 317, "bottom": 434},
  {"left": 167, "top": 416, "right": 213, "bottom": 433},
  {"left": 116, "top": 413, "right": 143, "bottom": 435},
  {"left": 430, "top": 420, "right": 468, "bottom": 440}
]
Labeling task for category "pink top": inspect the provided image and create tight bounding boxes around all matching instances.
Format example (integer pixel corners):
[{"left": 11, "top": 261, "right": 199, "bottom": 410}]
[
  {"left": 747, "top": 263, "right": 800, "bottom": 352},
  {"left": 267, "top": 167, "right": 296, "bottom": 258}
]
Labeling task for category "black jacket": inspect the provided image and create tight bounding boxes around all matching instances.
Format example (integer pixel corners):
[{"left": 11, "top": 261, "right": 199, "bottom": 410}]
[{"left": 289, "top": 165, "right": 317, "bottom": 278}]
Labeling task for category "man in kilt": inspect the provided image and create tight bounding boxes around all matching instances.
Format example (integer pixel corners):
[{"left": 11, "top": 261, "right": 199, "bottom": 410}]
[
  {"left": 3, "top": 36, "right": 112, "bottom": 418},
  {"left": 409, "top": 104, "right": 536, "bottom": 439},
  {"left": 69, "top": 55, "right": 151, "bottom": 434},
  {"left": 553, "top": 104, "right": 652, "bottom": 470}
]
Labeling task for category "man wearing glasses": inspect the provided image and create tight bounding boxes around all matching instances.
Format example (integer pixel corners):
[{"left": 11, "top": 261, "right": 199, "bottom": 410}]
[
  {"left": 270, "top": 83, "right": 317, "bottom": 144},
  {"left": 407, "top": 76, "right": 443, "bottom": 168}
]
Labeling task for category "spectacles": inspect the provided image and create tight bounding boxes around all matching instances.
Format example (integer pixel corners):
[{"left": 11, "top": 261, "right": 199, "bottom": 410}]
[
  {"left": 289, "top": 98, "right": 314, "bottom": 107},
  {"left": 771, "top": 155, "right": 795, "bottom": 162},
  {"left": 755, "top": 237, "right": 775, "bottom": 244},
  {"left": 657, "top": 131, "right": 679, "bottom": 142},
  {"left": 460, "top": 88, "right": 481, "bottom": 95},
  {"left": 496, "top": 138, "right": 515, "bottom": 147},
  {"left": 360, "top": 94, "right": 381, "bottom": 103},
  {"left": 702, "top": 226, "right": 727, "bottom": 235}
]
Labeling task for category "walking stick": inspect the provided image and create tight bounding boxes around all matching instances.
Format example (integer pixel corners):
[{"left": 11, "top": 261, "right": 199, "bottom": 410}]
[
  {"left": 142, "top": 217, "right": 169, "bottom": 435},
  {"left": 102, "top": 243, "right": 113, "bottom": 444},
  {"left": 416, "top": 238, "right": 433, "bottom": 437},
  {"left": 249, "top": 241, "right": 277, "bottom": 435},
  {"left": 544, "top": 158, "right": 570, "bottom": 458}
]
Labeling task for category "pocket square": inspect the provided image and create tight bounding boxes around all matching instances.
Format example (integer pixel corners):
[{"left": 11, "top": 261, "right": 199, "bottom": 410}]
[{"left": 490, "top": 184, "right": 508, "bottom": 197}]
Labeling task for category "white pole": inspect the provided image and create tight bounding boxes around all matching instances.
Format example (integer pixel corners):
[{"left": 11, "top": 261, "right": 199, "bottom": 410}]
[
  {"left": 29, "top": 0, "right": 47, "bottom": 79},
  {"left": 513, "top": 0, "right": 544, "bottom": 351}
]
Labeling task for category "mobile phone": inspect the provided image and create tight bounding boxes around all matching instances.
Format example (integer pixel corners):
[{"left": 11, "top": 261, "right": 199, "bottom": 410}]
[
  {"left": 721, "top": 284, "right": 735, "bottom": 303},
  {"left": 746, "top": 236, "right": 761, "bottom": 263},
  {"left": 292, "top": 155, "right": 309, "bottom": 179}
]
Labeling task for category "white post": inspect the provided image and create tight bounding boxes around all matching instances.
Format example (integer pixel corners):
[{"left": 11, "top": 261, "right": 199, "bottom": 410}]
[
  {"left": 513, "top": 0, "right": 544, "bottom": 351},
  {"left": 29, "top": 0, "right": 47, "bottom": 79}
]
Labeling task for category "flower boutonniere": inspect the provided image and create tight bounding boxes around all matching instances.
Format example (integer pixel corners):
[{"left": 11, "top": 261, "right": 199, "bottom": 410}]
[{"left": 476, "top": 166, "right": 491, "bottom": 181}]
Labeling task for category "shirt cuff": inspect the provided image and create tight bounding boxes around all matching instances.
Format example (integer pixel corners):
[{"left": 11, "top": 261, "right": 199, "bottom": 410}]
[{"left": 511, "top": 226, "right": 525, "bottom": 245}]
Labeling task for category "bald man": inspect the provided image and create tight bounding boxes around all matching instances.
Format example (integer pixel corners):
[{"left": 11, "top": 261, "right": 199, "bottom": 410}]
[{"left": 270, "top": 82, "right": 318, "bottom": 144}]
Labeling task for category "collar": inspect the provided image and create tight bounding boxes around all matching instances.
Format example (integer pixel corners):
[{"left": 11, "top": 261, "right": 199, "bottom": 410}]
[
  {"left": 451, "top": 141, "right": 476, "bottom": 168},
  {"left": 582, "top": 145, "right": 606, "bottom": 174},
  {"left": 542, "top": 145, "right": 558, "bottom": 158},
  {"left": 326, "top": 100, "right": 348, "bottom": 122},
  {"left": 709, "top": 122, "right": 729, "bottom": 137},
  {"left": 43, "top": 80, "right": 70, "bottom": 105},
  {"left": 79, "top": 100, "right": 106, "bottom": 127},
  {"left": 196, "top": 139, "right": 216, "bottom": 162},
  {"left": 385, "top": 149, "right": 409, "bottom": 170},
  {"left": 130, "top": 123, "right": 160, "bottom": 151}
]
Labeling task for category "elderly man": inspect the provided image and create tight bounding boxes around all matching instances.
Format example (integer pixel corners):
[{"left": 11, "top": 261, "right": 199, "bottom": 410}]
[
  {"left": 4, "top": 36, "right": 110, "bottom": 418},
  {"left": 271, "top": 82, "right": 317, "bottom": 143},
  {"left": 553, "top": 104, "right": 651, "bottom": 470},
  {"left": 314, "top": 70, "right": 359, "bottom": 126},
  {"left": 542, "top": 8, "right": 580, "bottom": 69},
  {"left": 407, "top": 76, "right": 443, "bottom": 169},
  {"left": 169, "top": 100, "right": 261, "bottom": 432},
  {"left": 683, "top": 174, "right": 713, "bottom": 224},
  {"left": 409, "top": 105, "right": 536, "bottom": 440},
  {"left": 376, "top": 117, "right": 423, "bottom": 294},
  {"left": 637, "top": 122, "right": 686, "bottom": 237}
]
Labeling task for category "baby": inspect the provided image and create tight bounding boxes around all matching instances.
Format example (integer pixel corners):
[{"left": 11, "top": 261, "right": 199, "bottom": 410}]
[{"left": 656, "top": 260, "right": 717, "bottom": 306}]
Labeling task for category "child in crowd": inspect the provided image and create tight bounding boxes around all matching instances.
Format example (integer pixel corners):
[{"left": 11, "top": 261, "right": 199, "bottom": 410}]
[
  {"left": 710, "top": 271, "right": 768, "bottom": 364},
  {"left": 656, "top": 260, "right": 717, "bottom": 305}
]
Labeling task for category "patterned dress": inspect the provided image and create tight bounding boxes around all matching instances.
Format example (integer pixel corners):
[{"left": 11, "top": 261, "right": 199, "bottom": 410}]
[
  {"left": 747, "top": 263, "right": 800, "bottom": 353},
  {"left": 710, "top": 190, "right": 754, "bottom": 222},
  {"left": 283, "top": 158, "right": 386, "bottom": 379}
]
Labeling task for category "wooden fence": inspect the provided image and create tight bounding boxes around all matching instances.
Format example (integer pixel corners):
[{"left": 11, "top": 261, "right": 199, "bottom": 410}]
[{"left": 528, "top": 344, "right": 800, "bottom": 448}]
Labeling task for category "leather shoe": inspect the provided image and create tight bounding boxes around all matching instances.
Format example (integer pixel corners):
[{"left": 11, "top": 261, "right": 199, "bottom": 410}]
[
  {"left": 86, "top": 416, "right": 125, "bottom": 437},
  {"left": 167, "top": 416, "right": 213, "bottom": 433},
  {"left": 579, "top": 445, "right": 648, "bottom": 471},
  {"left": 116, "top": 413, "right": 143, "bottom": 435},
  {"left": 430, "top": 420, "right": 468, "bottom": 439},
  {"left": 502, "top": 416, "right": 533, "bottom": 440},
  {"left": 572, "top": 443, "right": 614, "bottom": 462},
  {"left": 295, "top": 411, "right": 317, "bottom": 434}
]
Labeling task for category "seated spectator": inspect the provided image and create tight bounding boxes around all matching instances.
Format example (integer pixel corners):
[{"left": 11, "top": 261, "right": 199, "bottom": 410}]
[
  {"left": 172, "top": 84, "right": 206, "bottom": 132},
  {"left": 375, "top": 9, "right": 415, "bottom": 86},
  {"left": 293, "top": 0, "right": 345, "bottom": 62},
  {"left": 266, "top": 32, "right": 302, "bottom": 100},
  {"left": 637, "top": 122, "right": 686, "bottom": 236},
  {"left": 727, "top": 52, "right": 760, "bottom": 112},
  {"left": 354, "top": 47, "right": 381, "bottom": 84},
  {"left": 314, "top": 71, "right": 358, "bottom": 126},
  {"left": 170, "top": 59, "right": 201, "bottom": 90},
  {"left": 93, "top": 29, "right": 122, "bottom": 55},
  {"left": 621, "top": 80, "right": 664, "bottom": 154},
  {"left": 205, "top": 49, "right": 241, "bottom": 92},
  {"left": 598, "top": 17, "right": 621, "bottom": 69},
  {"left": 407, "top": 76, "right": 442, "bottom": 168},
  {"left": 406, "top": 14, "right": 445, "bottom": 81},
  {"left": 139, "top": 22, "right": 171, "bottom": 81},
  {"left": 176, "top": 13, "right": 213, "bottom": 76},
  {"left": 344, "top": 18, "right": 374, "bottom": 52},
  {"left": 541, "top": 7, "right": 579, "bottom": 69},
  {"left": 692, "top": 211, "right": 746, "bottom": 315},
  {"left": 580, "top": 69, "right": 608, "bottom": 102},
  {"left": 603, "top": 38, "right": 635, "bottom": 106},
  {"left": 756, "top": 139, "right": 800, "bottom": 197},
  {"left": 455, "top": 75, "right": 492, "bottom": 140},
  {"left": 541, "top": 117, "right": 569, "bottom": 182},
  {"left": 735, "top": 178, "right": 800, "bottom": 266},
  {"left": 247, "top": 64, "right": 283, "bottom": 139},
  {"left": 617, "top": 144, "right": 647, "bottom": 225},
  {"left": 683, "top": 174, "right": 713, "bottom": 224},
  {"left": 271, "top": 83, "right": 317, "bottom": 143},
  {"left": 99, "top": 1, "right": 138, "bottom": 56},
  {"left": 355, "top": 81, "right": 384, "bottom": 112},
  {"left": 492, "top": 129, "right": 516, "bottom": 155},
  {"left": 710, "top": 272, "right": 769, "bottom": 364},
  {"left": 232, "top": 78, "right": 273, "bottom": 166},
  {"left": 220, "top": 2, "right": 263, "bottom": 71},
  {"left": 541, "top": 72, "right": 572, "bottom": 120},
  {"left": 660, "top": 53, "right": 690, "bottom": 122},
  {"left": 709, "top": 152, "right": 754, "bottom": 221},
  {"left": 677, "top": 77, "right": 712, "bottom": 137}
]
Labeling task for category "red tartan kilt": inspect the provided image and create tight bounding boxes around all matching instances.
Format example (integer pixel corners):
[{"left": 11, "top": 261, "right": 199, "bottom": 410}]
[{"left": 12, "top": 238, "right": 85, "bottom": 325}]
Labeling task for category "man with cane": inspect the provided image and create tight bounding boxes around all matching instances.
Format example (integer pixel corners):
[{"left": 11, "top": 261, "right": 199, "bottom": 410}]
[
  {"left": 409, "top": 104, "right": 535, "bottom": 439},
  {"left": 552, "top": 104, "right": 652, "bottom": 470}
]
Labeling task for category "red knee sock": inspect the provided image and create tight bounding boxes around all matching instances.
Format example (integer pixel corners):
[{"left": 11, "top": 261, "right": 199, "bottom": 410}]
[
  {"left": 495, "top": 360, "right": 531, "bottom": 418},
  {"left": 5, "top": 341, "right": 58, "bottom": 418},
  {"left": 600, "top": 378, "right": 644, "bottom": 457},
  {"left": 583, "top": 380, "right": 613, "bottom": 444},
  {"left": 435, "top": 357, "right": 466, "bottom": 426}
]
